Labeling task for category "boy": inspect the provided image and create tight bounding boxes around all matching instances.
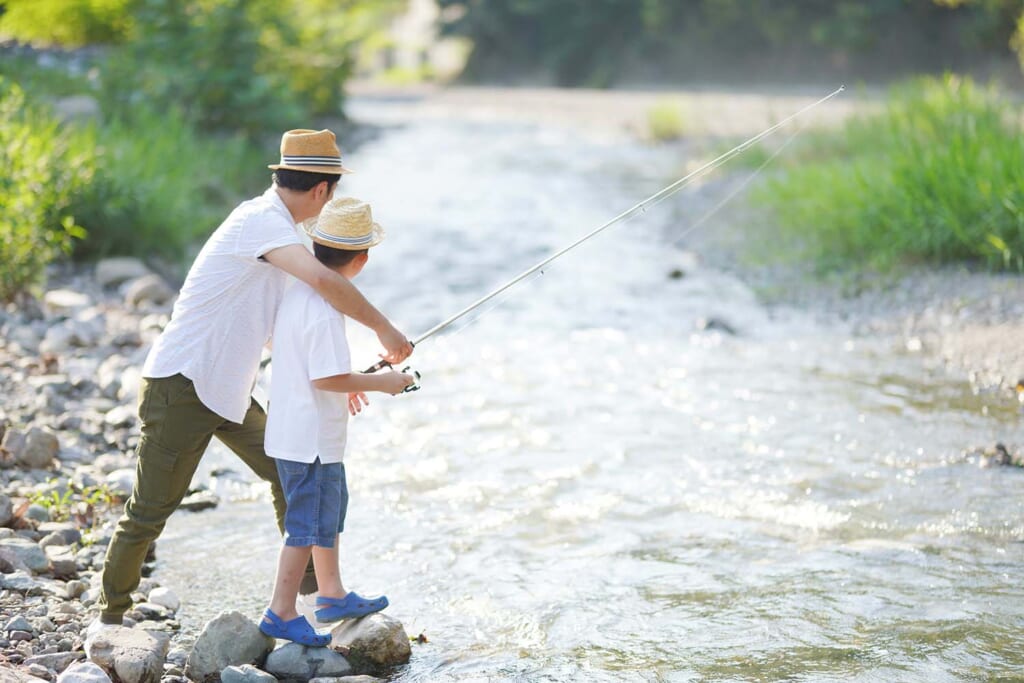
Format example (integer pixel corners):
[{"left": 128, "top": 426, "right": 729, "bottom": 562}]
[
  {"left": 94, "top": 129, "right": 411, "bottom": 633},
  {"left": 259, "top": 197, "right": 415, "bottom": 646}
]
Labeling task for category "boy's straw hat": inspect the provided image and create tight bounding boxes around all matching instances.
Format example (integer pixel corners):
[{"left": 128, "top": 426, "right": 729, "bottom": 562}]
[
  {"left": 268, "top": 129, "right": 353, "bottom": 175},
  {"left": 305, "top": 197, "right": 385, "bottom": 250}
]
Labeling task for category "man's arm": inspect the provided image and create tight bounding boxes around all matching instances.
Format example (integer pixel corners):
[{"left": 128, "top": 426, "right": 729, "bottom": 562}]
[{"left": 263, "top": 244, "right": 412, "bottom": 363}]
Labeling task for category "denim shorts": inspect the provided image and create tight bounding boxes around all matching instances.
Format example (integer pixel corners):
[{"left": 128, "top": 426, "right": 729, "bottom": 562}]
[{"left": 276, "top": 458, "right": 348, "bottom": 548}]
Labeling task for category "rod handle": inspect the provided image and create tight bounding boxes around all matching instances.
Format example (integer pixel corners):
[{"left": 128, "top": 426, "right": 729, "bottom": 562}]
[{"left": 361, "top": 341, "right": 415, "bottom": 374}]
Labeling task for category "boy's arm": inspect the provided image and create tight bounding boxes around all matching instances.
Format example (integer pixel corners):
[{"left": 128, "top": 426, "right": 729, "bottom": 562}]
[
  {"left": 314, "top": 371, "right": 414, "bottom": 396},
  {"left": 263, "top": 244, "right": 412, "bottom": 364}
]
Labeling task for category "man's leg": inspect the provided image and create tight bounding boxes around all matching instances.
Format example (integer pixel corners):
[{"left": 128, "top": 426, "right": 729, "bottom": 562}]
[
  {"left": 215, "top": 398, "right": 317, "bottom": 593},
  {"left": 99, "top": 375, "right": 220, "bottom": 623}
]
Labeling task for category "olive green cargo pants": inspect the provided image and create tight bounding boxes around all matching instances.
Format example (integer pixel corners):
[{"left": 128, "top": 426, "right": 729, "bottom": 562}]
[{"left": 99, "top": 374, "right": 287, "bottom": 623}]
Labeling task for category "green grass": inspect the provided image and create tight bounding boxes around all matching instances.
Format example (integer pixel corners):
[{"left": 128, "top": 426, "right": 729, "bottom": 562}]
[
  {"left": 646, "top": 99, "right": 688, "bottom": 142},
  {"left": 69, "top": 107, "right": 264, "bottom": 260},
  {"left": 753, "top": 75, "right": 1024, "bottom": 273}
]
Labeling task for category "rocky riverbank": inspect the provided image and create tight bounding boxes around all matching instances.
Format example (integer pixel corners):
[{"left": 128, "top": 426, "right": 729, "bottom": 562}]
[{"left": 0, "top": 259, "right": 413, "bottom": 683}]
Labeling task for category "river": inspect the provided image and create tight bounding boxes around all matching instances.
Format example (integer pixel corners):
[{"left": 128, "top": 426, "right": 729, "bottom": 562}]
[{"left": 157, "top": 89, "right": 1024, "bottom": 681}]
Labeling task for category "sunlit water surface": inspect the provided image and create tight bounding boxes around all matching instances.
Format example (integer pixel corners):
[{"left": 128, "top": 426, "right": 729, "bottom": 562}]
[{"left": 158, "top": 94, "right": 1024, "bottom": 681}]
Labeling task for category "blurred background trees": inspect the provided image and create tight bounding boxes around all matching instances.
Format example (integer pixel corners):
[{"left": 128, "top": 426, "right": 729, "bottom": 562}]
[
  {"left": 438, "top": 0, "right": 1024, "bottom": 87},
  {"left": 2, "top": 0, "right": 1024, "bottom": 299}
]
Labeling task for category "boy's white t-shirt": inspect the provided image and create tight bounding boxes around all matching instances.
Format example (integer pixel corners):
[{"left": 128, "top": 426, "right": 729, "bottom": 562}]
[
  {"left": 142, "top": 186, "right": 301, "bottom": 423},
  {"left": 265, "top": 280, "right": 351, "bottom": 463}
]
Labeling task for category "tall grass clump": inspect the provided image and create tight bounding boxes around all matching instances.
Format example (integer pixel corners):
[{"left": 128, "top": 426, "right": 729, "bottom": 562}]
[
  {"left": 0, "top": 82, "right": 92, "bottom": 301},
  {"left": 755, "top": 76, "right": 1024, "bottom": 272},
  {"left": 646, "top": 99, "right": 688, "bottom": 142},
  {"left": 69, "top": 108, "right": 263, "bottom": 260}
]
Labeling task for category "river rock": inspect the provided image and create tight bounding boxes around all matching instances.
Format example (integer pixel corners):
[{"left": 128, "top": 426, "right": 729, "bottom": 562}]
[
  {"left": 263, "top": 643, "right": 352, "bottom": 681},
  {"left": 219, "top": 664, "right": 277, "bottom": 683},
  {"left": 44, "top": 547, "right": 78, "bottom": 579},
  {"left": 38, "top": 522, "right": 81, "bottom": 546},
  {"left": 56, "top": 661, "right": 111, "bottom": 683},
  {"left": 0, "top": 664, "right": 49, "bottom": 682},
  {"left": 184, "top": 611, "right": 274, "bottom": 683},
  {"left": 329, "top": 614, "right": 410, "bottom": 671},
  {"left": 0, "top": 494, "right": 13, "bottom": 527},
  {"left": 124, "top": 276, "right": 174, "bottom": 309},
  {"left": 147, "top": 587, "right": 179, "bottom": 612},
  {"left": 40, "top": 324, "right": 76, "bottom": 354},
  {"left": 43, "top": 290, "right": 91, "bottom": 315},
  {"left": 95, "top": 259, "right": 150, "bottom": 289},
  {"left": 19, "top": 428, "right": 60, "bottom": 469},
  {"left": 25, "top": 652, "right": 83, "bottom": 673},
  {"left": 5, "top": 616, "right": 33, "bottom": 633},
  {"left": 85, "top": 626, "right": 169, "bottom": 683},
  {"left": 103, "top": 406, "right": 135, "bottom": 429},
  {"left": 104, "top": 469, "right": 136, "bottom": 498},
  {"left": 178, "top": 490, "right": 219, "bottom": 512},
  {"left": 25, "top": 504, "right": 50, "bottom": 523},
  {"left": 309, "top": 677, "right": 381, "bottom": 683},
  {"left": 0, "top": 539, "right": 49, "bottom": 574}
]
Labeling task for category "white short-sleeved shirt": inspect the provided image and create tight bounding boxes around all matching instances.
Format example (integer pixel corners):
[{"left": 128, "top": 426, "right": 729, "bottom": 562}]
[
  {"left": 265, "top": 281, "right": 351, "bottom": 463},
  {"left": 142, "top": 187, "right": 302, "bottom": 423}
]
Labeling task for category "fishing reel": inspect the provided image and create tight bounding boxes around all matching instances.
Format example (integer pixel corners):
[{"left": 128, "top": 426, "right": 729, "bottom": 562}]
[{"left": 361, "top": 358, "right": 421, "bottom": 394}]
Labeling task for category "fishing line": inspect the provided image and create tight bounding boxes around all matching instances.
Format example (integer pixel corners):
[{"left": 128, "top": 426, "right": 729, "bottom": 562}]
[
  {"left": 366, "top": 86, "right": 846, "bottom": 377},
  {"left": 667, "top": 118, "right": 809, "bottom": 245}
]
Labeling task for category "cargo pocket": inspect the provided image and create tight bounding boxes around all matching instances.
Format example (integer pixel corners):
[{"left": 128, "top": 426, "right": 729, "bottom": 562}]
[{"left": 133, "top": 436, "right": 182, "bottom": 506}]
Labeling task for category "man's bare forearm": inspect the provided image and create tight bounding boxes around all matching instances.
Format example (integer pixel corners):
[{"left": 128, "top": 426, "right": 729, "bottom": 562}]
[{"left": 312, "top": 269, "right": 389, "bottom": 332}]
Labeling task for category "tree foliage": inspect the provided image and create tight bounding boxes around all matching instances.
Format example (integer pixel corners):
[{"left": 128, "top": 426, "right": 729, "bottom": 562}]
[{"left": 438, "top": 0, "right": 1024, "bottom": 86}]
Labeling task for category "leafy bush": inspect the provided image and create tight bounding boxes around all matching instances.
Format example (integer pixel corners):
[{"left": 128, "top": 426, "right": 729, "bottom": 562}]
[
  {"left": 0, "top": 82, "right": 91, "bottom": 301},
  {"left": 0, "top": 0, "right": 134, "bottom": 46},
  {"left": 646, "top": 100, "right": 687, "bottom": 141},
  {"left": 754, "top": 76, "right": 1024, "bottom": 272}
]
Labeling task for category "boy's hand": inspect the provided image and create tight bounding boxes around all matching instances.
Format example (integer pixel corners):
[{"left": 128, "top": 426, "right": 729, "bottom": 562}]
[
  {"left": 348, "top": 392, "right": 369, "bottom": 416},
  {"left": 380, "top": 370, "right": 416, "bottom": 396}
]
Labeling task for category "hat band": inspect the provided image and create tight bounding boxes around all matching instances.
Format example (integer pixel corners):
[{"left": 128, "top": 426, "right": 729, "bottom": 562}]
[
  {"left": 281, "top": 154, "right": 343, "bottom": 168},
  {"left": 313, "top": 227, "right": 374, "bottom": 247}
]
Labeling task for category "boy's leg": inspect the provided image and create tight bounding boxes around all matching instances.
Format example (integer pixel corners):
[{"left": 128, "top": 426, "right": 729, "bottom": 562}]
[
  {"left": 311, "top": 543, "right": 345, "bottom": 600},
  {"left": 268, "top": 544, "right": 314, "bottom": 621},
  {"left": 215, "top": 398, "right": 317, "bottom": 592},
  {"left": 100, "top": 375, "right": 220, "bottom": 623}
]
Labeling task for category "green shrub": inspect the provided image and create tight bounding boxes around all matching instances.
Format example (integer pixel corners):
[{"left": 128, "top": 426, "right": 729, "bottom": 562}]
[
  {"left": 754, "top": 76, "right": 1024, "bottom": 272},
  {"left": 646, "top": 99, "right": 687, "bottom": 142},
  {"left": 0, "top": 0, "right": 134, "bottom": 46},
  {"left": 0, "top": 82, "right": 91, "bottom": 301},
  {"left": 0, "top": 54, "right": 95, "bottom": 97}
]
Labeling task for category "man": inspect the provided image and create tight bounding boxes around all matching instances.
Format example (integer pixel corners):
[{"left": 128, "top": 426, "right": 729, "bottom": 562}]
[{"left": 94, "top": 129, "right": 412, "bottom": 628}]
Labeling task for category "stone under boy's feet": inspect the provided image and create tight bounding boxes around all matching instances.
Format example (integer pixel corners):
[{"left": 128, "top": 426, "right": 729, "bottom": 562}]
[{"left": 84, "top": 618, "right": 120, "bottom": 659}]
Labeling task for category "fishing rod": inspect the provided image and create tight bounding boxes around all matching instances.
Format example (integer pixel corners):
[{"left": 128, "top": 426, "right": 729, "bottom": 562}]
[{"left": 366, "top": 85, "right": 847, "bottom": 386}]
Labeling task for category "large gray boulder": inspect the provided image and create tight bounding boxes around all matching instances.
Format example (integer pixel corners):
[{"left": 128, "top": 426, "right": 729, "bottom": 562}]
[
  {"left": 85, "top": 626, "right": 170, "bottom": 683},
  {"left": 263, "top": 644, "right": 352, "bottom": 682},
  {"left": 57, "top": 661, "right": 112, "bottom": 683},
  {"left": 184, "top": 611, "right": 274, "bottom": 683},
  {"left": 329, "top": 614, "right": 410, "bottom": 673}
]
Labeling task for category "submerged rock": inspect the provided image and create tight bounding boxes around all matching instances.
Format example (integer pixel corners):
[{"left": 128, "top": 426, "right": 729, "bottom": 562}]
[{"left": 329, "top": 613, "right": 410, "bottom": 672}]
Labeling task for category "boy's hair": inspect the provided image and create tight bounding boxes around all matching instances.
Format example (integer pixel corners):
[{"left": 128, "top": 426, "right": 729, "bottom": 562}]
[
  {"left": 273, "top": 168, "right": 339, "bottom": 193},
  {"left": 314, "top": 242, "right": 367, "bottom": 268}
]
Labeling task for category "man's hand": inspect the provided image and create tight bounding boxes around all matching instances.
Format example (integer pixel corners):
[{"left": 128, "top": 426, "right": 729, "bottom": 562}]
[
  {"left": 378, "top": 324, "right": 413, "bottom": 365},
  {"left": 348, "top": 392, "right": 369, "bottom": 416}
]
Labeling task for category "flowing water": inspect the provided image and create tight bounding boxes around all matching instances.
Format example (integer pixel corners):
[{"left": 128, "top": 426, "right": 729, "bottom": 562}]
[{"left": 158, "top": 91, "right": 1024, "bottom": 681}]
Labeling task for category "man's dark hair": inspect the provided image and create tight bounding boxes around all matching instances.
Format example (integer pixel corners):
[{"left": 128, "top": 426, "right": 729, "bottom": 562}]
[
  {"left": 314, "top": 242, "right": 367, "bottom": 268},
  {"left": 273, "top": 168, "right": 339, "bottom": 193}
]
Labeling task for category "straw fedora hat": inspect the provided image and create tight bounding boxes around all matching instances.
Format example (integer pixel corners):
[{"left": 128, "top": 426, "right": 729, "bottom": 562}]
[
  {"left": 268, "top": 129, "right": 353, "bottom": 175},
  {"left": 305, "top": 197, "right": 385, "bottom": 250}
]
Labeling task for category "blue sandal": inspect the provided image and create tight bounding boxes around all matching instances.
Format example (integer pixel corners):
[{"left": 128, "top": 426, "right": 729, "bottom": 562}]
[
  {"left": 259, "top": 609, "right": 331, "bottom": 647},
  {"left": 314, "top": 592, "right": 389, "bottom": 622}
]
